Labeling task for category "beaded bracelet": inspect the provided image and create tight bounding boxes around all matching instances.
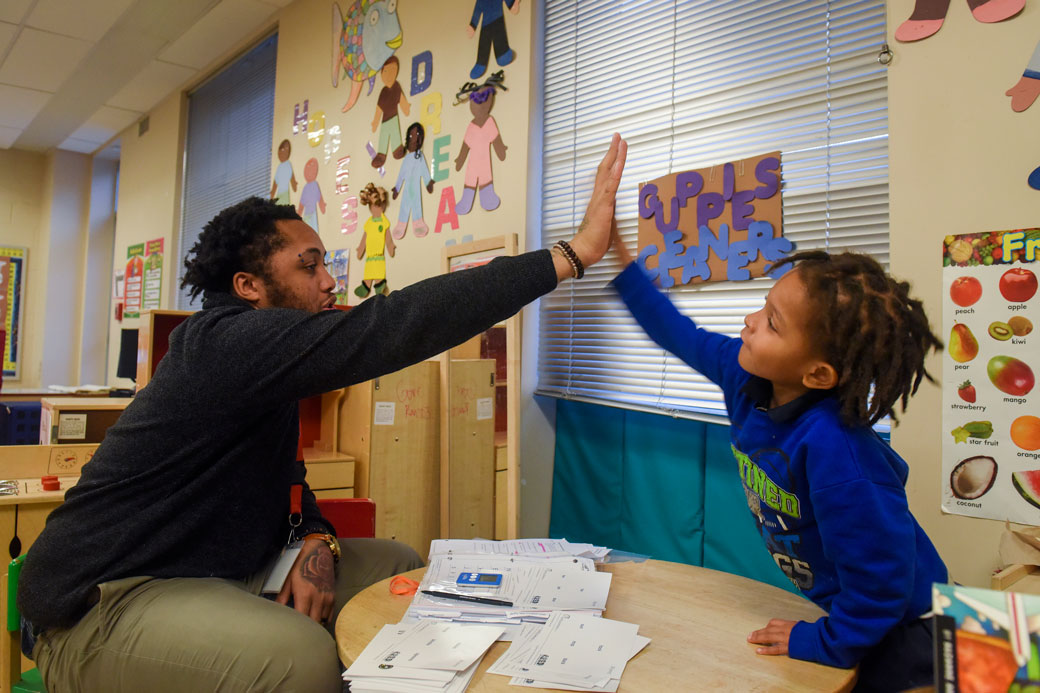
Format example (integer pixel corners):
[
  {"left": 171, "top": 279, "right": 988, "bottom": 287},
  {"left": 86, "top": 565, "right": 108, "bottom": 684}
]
[{"left": 553, "top": 240, "right": 585, "bottom": 279}]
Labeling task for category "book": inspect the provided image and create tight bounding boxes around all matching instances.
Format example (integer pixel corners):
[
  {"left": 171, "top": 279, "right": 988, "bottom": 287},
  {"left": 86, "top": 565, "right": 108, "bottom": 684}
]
[{"left": 933, "top": 582, "right": 1040, "bottom": 693}]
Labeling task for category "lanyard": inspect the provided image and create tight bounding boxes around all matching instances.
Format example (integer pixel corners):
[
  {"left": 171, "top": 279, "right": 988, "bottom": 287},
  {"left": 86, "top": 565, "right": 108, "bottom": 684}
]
[{"left": 288, "top": 483, "right": 303, "bottom": 544}]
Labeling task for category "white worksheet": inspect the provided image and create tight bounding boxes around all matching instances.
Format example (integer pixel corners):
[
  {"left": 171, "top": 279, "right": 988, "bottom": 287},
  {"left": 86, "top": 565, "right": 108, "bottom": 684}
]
[{"left": 375, "top": 619, "right": 504, "bottom": 671}]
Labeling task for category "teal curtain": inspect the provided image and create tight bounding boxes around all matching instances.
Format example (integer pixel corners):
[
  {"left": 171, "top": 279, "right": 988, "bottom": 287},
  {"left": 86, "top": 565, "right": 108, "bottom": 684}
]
[{"left": 550, "top": 399, "right": 797, "bottom": 595}]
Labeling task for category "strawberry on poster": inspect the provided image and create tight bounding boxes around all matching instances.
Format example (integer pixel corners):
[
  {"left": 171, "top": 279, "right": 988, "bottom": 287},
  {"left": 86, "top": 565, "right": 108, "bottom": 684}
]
[{"left": 942, "top": 229, "right": 1040, "bottom": 524}]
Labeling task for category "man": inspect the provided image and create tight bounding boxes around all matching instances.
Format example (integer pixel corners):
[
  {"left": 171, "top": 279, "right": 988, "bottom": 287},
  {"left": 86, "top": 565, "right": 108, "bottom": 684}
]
[{"left": 19, "top": 135, "right": 627, "bottom": 691}]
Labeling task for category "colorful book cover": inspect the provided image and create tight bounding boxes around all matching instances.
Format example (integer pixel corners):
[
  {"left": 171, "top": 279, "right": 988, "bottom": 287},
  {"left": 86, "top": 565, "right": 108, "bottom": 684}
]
[{"left": 934, "top": 582, "right": 1040, "bottom": 692}]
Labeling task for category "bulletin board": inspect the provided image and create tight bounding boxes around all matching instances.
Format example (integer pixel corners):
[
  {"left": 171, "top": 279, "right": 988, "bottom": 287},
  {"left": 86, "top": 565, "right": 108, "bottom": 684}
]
[{"left": 0, "top": 246, "right": 27, "bottom": 379}]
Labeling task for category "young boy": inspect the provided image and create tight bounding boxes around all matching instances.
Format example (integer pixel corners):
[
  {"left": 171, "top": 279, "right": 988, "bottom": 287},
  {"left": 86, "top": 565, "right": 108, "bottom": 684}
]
[{"left": 612, "top": 244, "right": 948, "bottom": 691}]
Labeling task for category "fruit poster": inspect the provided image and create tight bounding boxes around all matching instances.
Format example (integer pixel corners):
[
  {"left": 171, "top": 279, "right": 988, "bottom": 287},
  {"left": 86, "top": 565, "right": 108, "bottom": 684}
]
[{"left": 942, "top": 228, "right": 1039, "bottom": 524}]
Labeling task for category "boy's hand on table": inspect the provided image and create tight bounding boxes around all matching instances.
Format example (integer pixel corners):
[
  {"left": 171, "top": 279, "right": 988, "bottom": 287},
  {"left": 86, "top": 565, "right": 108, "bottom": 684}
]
[
  {"left": 277, "top": 539, "right": 336, "bottom": 624},
  {"left": 748, "top": 618, "right": 797, "bottom": 655}
]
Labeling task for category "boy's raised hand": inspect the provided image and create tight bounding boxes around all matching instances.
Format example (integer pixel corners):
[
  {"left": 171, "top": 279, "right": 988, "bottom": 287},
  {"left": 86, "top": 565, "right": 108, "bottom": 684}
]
[
  {"left": 747, "top": 618, "right": 797, "bottom": 656},
  {"left": 567, "top": 133, "right": 627, "bottom": 271}
]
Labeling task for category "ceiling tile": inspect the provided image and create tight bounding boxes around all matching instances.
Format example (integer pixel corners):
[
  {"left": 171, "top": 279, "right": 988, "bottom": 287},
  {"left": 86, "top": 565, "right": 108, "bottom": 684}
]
[
  {"left": 0, "top": 124, "right": 20, "bottom": 149},
  {"left": 0, "top": 0, "right": 33, "bottom": 25},
  {"left": 0, "top": 84, "right": 51, "bottom": 128},
  {"left": 0, "top": 21, "right": 17, "bottom": 55},
  {"left": 26, "top": 0, "right": 137, "bottom": 43},
  {"left": 0, "top": 28, "right": 93, "bottom": 92},
  {"left": 158, "top": 0, "right": 276, "bottom": 70},
  {"left": 68, "top": 105, "right": 140, "bottom": 144},
  {"left": 57, "top": 136, "right": 102, "bottom": 154},
  {"left": 106, "top": 59, "right": 196, "bottom": 112}
]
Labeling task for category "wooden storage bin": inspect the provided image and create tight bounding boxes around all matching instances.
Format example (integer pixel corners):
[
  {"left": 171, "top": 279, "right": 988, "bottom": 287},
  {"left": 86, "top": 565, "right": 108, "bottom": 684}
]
[
  {"left": 39, "top": 397, "right": 132, "bottom": 445},
  {"left": 337, "top": 362, "right": 440, "bottom": 556}
]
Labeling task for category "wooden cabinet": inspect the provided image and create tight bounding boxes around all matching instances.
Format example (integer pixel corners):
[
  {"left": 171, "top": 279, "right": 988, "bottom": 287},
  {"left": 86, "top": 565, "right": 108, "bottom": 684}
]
[
  {"left": 337, "top": 362, "right": 440, "bottom": 556},
  {"left": 136, "top": 309, "right": 193, "bottom": 389},
  {"left": 38, "top": 397, "right": 132, "bottom": 444},
  {"left": 447, "top": 359, "right": 496, "bottom": 540},
  {"left": 299, "top": 389, "right": 355, "bottom": 499},
  {"left": 443, "top": 235, "right": 521, "bottom": 541}
]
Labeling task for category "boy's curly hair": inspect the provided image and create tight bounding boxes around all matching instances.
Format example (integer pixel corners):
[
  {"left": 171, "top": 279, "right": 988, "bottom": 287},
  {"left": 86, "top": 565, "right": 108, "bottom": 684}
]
[
  {"left": 181, "top": 196, "right": 301, "bottom": 300},
  {"left": 769, "top": 250, "right": 943, "bottom": 427},
  {"left": 359, "top": 183, "right": 389, "bottom": 209}
]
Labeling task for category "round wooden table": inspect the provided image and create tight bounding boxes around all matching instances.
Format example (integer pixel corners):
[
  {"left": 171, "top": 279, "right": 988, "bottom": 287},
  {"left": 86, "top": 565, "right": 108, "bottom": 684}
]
[{"left": 336, "top": 559, "right": 856, "bottom": 692}]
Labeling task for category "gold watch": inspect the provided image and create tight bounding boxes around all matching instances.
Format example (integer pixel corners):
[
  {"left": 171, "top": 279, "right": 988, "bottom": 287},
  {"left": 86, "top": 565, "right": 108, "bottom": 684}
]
[{"left": 302, "top": 532, "right": 341, "bottom": 562}]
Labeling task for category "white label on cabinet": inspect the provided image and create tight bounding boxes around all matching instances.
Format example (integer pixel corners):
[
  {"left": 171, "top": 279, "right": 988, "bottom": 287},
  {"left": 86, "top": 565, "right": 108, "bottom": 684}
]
[
  {"left": 476, "top": 397, "right": 493, "bottom": 421},
  {"left": 57, "top": 413, "right": 88, "bottom": 440},
  {"left": 374, "top": 401, "right": 396, "bottom": 425}
]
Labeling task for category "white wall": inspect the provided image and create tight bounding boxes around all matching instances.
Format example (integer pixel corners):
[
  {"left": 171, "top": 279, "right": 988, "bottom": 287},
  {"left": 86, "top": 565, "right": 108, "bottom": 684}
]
[{"left": 80, "top": 157, "right": 118, "bottom": 384}]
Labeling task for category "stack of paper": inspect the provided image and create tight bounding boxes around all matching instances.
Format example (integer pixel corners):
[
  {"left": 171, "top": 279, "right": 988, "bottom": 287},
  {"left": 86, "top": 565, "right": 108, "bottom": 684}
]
[
  {"left": 343, "top": 620, "right": 503, "bottom": 693},
  {"left": 487, "top": 612, "right": 650, "bottom": 691},
  {"left": 405, "top": 553, "right": 611, "bottom": 636},
  {"left": 429, "top": 538, "right": 610, "bottom": 562}
]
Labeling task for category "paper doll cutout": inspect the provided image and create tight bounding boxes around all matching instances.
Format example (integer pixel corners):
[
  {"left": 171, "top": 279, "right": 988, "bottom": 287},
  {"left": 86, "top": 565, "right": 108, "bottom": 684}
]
[
  {"left": 896, "top": 0, "right": 1024, "bottom": 42},
  {"left": 466, "top": 0, "right": 520, "bottom": 80},
  {"left": 271, "top": 139, "right": 298, "bottom": 204},
  {"left": 371, "top": 56, "right": 411, "bottom": 168},
  {"left": 467, "top": 0, "right": 520, "bottom": 79},
  {"left": 298, "top": 158, "right": 327, "bottom": 231},
  {"left": 333, "top": 0, "right": 404, "bottom": 114},
  {"left": 1007, "top": 38, "right": 1040, "bottom": 112},
  {"left": 454, "top": 72, "right": 507, "bottom": 215},
  {"left": 355, "top": 183, "right": 396, "bottom": 298},
  {"left": 391, "top": 122, "right": 435, "bottom": 239}
]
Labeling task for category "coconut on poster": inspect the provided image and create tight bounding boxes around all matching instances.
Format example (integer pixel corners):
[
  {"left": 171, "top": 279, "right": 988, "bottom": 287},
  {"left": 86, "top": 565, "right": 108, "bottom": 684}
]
[{"left": 942, "top": 228, "right": 1040, "bottom": 524}]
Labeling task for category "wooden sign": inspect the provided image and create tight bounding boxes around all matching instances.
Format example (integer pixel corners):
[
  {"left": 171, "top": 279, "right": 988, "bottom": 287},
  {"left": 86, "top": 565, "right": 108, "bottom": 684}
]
[{"left": 636, "top": 151, "right": 789, "bottom": 287}]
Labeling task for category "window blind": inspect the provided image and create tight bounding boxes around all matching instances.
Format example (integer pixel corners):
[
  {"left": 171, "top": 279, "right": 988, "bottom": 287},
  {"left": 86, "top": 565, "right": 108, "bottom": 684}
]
[
  {"left": 538, "top": 0, "right": 889, "bottom": 419},
  {"left": 177, "top": 32, "right": 278, "bottom": 310}
]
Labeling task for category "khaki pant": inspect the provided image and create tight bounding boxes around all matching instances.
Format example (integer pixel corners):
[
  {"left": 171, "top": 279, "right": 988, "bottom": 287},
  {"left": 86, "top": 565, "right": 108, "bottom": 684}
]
[{"left": 33, "top": 538, "right": 422, "bottom": 692}]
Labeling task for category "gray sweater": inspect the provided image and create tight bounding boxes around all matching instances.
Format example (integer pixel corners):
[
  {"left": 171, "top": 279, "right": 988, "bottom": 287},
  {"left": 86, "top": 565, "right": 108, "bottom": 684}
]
[{"left": 20, "top": 251, "right": 557, "bottom": 630}]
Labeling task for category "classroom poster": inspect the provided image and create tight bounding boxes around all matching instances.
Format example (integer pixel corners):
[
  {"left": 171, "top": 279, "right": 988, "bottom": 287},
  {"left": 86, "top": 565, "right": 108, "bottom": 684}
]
[
  {"left": 123, "top": 243, "right": 145, "bottom": 319},
  {"left": 142, "top": 238, "right": 163, "bottom": 312},
  {"left": 0, "top": 245, "right": 27, "bottom": 378},
  {"left": 635, "top": 151, "right": 791, "bottom": 288},
  {"left": 942, "top": 228, "right": 1040, "bottom": 524}
]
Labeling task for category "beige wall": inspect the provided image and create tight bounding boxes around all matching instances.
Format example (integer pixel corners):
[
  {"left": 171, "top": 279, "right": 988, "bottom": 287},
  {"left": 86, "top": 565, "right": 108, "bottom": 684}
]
[
  {"left": 887, "top": 2, "right": 1039, "bottom": 586},
  {"left": 39, "top": 149, "right": 92, "bottom": 388},
  {"left": 0, "top": 148, "right": 47, "bottom": 386},
  {"left": 105, "top": 92, "right": 186, "bottom": 389}
]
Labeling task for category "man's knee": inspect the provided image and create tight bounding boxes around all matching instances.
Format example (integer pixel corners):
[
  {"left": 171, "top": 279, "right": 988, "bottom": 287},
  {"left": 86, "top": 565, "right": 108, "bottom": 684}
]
[{"left": 264, "top": 623, "right": 341, "bottom": 692}]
